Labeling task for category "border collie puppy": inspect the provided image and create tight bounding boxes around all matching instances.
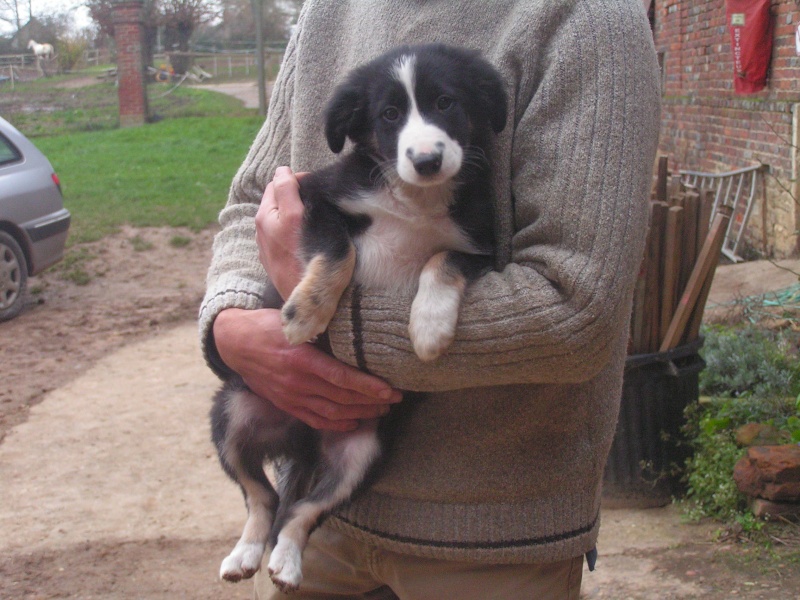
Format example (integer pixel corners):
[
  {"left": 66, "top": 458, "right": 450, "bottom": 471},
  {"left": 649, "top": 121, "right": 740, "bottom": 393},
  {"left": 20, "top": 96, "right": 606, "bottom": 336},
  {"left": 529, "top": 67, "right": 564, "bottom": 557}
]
[{"left": 211, "top": 43, "right": 507, "bottom": 592}]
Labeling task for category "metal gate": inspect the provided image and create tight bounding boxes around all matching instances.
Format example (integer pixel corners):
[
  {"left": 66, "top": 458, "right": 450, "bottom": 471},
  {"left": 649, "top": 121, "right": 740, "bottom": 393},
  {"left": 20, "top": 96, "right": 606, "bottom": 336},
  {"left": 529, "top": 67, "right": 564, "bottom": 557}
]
[{"left": 680, "top": 164, "right": 768, "bottom": 262}]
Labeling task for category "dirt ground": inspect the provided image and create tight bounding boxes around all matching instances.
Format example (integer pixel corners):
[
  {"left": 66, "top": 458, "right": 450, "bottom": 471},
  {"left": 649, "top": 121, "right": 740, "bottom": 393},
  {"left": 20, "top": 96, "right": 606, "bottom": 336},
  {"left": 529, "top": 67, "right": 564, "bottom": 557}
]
[
  {"left": 0, "top": 226, "right": 217, "bottom": 444},
  {"left": 1, "top": 225, "right": 799, "bottom": 599}
]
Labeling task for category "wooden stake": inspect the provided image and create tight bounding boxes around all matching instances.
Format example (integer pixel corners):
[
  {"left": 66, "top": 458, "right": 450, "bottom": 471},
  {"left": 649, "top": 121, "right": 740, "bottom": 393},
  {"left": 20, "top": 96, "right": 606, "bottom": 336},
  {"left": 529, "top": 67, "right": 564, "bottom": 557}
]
[
  {"left": 660, "top": 206, "right": 683, "bottom": 344},
  {"left": 646, "top": 202, "right": 668, "bottom": 352},
  {"left": 659, "top": 210, "right": 731, "bottom": 352},
  {"left": 679, "top": 191, "right": 699, "bottom": 298},
  {"left": 656, "top": 156, "right": 669, "bottom": 203}
]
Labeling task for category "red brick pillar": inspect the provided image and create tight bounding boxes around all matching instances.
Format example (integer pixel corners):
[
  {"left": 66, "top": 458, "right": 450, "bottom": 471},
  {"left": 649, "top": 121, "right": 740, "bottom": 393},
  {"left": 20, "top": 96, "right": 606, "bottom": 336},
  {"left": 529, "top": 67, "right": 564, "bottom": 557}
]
[{"left": 112, "top": 0, "right": 148, "bottom": 127}]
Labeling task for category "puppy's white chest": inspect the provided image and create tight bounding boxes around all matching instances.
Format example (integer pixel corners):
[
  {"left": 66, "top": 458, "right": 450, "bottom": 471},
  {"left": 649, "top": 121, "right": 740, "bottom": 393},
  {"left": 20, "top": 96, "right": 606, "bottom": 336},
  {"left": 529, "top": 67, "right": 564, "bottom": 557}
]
[{"left": 342, "top": 190, "right": 475, "bottom": 293}]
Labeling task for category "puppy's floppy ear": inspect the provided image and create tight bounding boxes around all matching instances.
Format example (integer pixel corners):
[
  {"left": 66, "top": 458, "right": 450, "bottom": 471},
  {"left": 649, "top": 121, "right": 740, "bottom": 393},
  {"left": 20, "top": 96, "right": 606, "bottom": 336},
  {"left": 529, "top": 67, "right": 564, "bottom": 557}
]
[
  {"left": 325, "top": 79, "right": 367, "bottom": 154},
  {"left": 474, "top": 63, "right": 508, "bottom": 134}
]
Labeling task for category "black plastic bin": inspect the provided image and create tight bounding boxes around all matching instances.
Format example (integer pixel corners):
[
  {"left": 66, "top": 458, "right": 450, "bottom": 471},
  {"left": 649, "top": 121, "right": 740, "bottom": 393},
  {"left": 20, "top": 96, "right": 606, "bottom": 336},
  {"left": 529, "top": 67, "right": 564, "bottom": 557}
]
[{"left": 602, "top": 339, "right": 706, "bottom": 508}]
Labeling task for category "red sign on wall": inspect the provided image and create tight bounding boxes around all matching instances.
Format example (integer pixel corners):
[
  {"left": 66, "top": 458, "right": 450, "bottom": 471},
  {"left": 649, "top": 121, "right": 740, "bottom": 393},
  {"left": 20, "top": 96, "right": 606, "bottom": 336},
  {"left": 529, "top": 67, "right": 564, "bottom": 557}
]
[{"left": 726, "top": 0, "right": 774, "bottom": 94}]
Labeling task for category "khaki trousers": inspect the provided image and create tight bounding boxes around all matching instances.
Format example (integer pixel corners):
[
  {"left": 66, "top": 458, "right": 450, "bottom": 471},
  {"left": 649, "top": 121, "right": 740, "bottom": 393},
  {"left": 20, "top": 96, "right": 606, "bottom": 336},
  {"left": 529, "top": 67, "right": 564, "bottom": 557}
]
[{"left": 254, "top": 522, "right": 583, "bottom": 600}]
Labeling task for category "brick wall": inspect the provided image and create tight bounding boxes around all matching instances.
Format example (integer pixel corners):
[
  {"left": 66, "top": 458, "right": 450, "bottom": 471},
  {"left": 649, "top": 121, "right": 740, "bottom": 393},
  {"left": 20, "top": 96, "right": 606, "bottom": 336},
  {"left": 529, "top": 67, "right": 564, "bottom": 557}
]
[
  {"left": 112, "top": 0, "right": 148, "bottom": 127},
  {"left": 654, "top": 0, "right": 800, "bottom": 256}
]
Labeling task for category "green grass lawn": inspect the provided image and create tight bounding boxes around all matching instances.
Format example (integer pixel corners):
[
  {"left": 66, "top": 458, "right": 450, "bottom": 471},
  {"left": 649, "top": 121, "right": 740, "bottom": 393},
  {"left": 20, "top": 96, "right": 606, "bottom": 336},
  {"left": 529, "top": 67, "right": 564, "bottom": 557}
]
[
  {"left": 35, "top": 116, "right": 263, "bottom": 243},
  {"left": 2, "top": 75, "right": 265, "bottom": 244}
]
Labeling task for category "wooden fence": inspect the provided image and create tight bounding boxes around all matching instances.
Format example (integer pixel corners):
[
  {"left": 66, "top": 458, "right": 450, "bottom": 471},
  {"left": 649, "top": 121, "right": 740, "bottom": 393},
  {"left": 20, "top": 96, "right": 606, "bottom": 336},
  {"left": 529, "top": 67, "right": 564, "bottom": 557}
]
[
  {"left": 0, "top": 53, "right": 37, "bottom": 68},
  {"left": 153, "top": 49, "right": 284, "bottom": 77}
]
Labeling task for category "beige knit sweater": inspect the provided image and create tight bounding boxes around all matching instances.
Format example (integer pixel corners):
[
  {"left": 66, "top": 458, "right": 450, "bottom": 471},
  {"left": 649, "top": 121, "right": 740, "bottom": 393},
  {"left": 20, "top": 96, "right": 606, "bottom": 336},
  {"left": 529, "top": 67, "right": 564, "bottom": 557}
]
[{"left": 199, "top": 0, "right": 661, "bottom": 564}]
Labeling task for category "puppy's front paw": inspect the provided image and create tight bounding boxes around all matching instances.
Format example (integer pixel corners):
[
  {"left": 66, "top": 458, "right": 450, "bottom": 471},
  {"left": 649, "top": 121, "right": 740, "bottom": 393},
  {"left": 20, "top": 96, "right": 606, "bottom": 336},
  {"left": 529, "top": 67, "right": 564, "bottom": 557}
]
[
  {"left": 220, "top": 542, "right": 265, "bottom": 582},
  {"left": 268, "top": 537, "right": 303, "bottom": 593},
  {"left": 409, "top": 285, "right": 460, "bottom": 362},
  {"left": 281, "top": 298, "right": 329, "bottom": 345}
]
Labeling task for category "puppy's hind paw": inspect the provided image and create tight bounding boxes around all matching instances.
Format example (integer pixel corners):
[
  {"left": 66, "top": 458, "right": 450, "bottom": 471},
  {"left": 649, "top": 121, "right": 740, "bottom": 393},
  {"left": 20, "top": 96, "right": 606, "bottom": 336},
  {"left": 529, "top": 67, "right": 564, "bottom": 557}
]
[
  {"left": 268, "top": 538, "right": 303, "bottom": 593},
  {"left": 220, "top": 542, "right": 265, "bottom": 582}
]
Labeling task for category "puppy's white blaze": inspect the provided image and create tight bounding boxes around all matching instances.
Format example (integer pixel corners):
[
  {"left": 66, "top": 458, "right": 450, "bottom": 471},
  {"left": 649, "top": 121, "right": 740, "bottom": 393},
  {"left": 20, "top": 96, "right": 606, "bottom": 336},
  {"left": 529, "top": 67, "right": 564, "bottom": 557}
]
[
  {"left": 409, "top": 261, "right": 465, "bottom": 361},
  {"left": 392, "top": 54, "right": 417, "bottom": 99},
  {"left": 392, "top": 54, "right": 463, "bottom": 186}
]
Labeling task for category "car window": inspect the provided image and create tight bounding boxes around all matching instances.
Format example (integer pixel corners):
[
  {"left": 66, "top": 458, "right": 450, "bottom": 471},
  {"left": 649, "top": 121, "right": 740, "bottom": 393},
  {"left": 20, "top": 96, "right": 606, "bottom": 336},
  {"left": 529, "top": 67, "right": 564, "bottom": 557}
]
[{"left": 0, "top": 134, "right": 22, "bottom": 166}]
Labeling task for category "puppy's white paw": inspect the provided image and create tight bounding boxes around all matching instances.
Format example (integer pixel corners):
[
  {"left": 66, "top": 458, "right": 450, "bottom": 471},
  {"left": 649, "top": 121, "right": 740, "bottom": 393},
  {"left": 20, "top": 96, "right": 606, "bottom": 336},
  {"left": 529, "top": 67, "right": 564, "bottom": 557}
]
[
  {"left": 220, "top": 542, "right": 265, "bottom": 582},
  {"left": 268, "top": 537, "right": 303, "bottom": 593},
  {"left": 409, "top": 282, "right": 461, "bottom": 362}
]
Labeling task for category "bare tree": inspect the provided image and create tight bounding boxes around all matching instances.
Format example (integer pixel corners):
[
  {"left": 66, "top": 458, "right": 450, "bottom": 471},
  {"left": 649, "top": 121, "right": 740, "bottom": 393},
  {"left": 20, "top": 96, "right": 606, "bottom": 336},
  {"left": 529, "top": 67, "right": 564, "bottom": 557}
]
[
  {"left": 0, "top": 0, "right": 30, "bottom": 32},
  {"left": 86, "top": 0, "right": 160, "bottom": 67},
  {"left": 160, "top": 0, "right": 216, "bottom": 52},
  {"left": 196, "top": 0, "right": 302, "bottom": 47},
  {"left": 85, "top": 0, "right": 115, "bottom": 38}
]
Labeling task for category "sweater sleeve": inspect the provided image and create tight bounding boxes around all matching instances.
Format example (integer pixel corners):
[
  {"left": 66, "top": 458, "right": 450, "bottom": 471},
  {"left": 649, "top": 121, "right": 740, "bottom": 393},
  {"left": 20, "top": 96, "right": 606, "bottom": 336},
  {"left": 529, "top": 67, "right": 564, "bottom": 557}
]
[
  {"left": 326, "top": 3, "right": 662, "bottom": 392},
  {"left": 197, "top": 29, "right": 299, "bottom": 379}
]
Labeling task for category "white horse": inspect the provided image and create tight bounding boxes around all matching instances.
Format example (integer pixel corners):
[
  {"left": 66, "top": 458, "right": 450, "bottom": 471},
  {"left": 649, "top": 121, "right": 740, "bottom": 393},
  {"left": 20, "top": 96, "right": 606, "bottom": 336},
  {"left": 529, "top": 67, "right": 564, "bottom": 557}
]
[{"left": 27, "top": 40, "right": 54, "bottom": 61}]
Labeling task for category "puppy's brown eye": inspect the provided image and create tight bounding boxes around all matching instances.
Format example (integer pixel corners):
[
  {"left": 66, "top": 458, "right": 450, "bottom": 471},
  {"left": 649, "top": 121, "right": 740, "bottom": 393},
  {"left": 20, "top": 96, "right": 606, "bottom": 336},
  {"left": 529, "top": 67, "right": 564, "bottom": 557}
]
[
  {"left": 383, "top": 107, "right": 400, "bottom": 121},
  {"left": 436, "top": 96, "right": 455, "bottom": 111}
]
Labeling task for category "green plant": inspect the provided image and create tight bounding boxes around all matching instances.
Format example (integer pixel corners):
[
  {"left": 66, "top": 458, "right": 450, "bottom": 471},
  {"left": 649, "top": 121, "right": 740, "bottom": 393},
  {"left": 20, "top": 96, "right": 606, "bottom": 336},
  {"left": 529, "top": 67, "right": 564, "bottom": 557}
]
[
  {"left": 57, "top": 36, "right": 90, "bottom": 73},
  {"left": 699, "top": 325, "right": 800, "bottom": 400},
  {"left": 682, "top": 325, "right": 800, "bottom": 529},
  {"left": 55, "top": 247, "right": 94, "bottom": 286},
  {"left": 169, "top": 235, "right": 192, "bottom": 248},
  {"left": 130, "top": 235, "right": 154, "bottom": 252},
  {"left": 682, "top": 400, "right": 749, "bottom": 523}
]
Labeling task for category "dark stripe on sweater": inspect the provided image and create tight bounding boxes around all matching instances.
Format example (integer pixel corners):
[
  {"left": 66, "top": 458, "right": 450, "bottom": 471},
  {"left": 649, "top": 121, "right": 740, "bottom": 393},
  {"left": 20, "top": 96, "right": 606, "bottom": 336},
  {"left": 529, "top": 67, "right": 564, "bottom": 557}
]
[
  {"left": 351, "top": 284, "right": 369, "bottom": 373},
  {"left": 335, "top": 511, "right": 599, "bottom": 550}
]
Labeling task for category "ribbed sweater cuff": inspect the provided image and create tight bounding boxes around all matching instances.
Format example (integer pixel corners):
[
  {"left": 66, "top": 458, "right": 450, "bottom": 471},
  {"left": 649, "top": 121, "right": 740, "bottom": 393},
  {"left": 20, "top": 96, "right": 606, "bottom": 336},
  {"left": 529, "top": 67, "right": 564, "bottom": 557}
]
[{"left": 198, "top": 274, "right": 267, "bottom": 379}]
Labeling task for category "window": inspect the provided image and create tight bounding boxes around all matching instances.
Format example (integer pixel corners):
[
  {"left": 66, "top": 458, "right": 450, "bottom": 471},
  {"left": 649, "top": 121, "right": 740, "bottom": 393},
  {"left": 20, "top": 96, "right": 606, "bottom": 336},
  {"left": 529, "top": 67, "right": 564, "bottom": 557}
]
[{"left": 0, "top": 134, "right": 21, "bottom": 167}]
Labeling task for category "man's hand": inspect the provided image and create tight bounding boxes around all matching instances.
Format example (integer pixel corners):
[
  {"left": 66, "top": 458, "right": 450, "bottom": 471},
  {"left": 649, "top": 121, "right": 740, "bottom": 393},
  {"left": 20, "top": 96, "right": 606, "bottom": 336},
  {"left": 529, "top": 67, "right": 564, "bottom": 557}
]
[
  {"left": 256, "top": 166, "right": 306, "bottom": 301},
  {"left": 213, "top": 308, "right": 402, "bottom": 431}
]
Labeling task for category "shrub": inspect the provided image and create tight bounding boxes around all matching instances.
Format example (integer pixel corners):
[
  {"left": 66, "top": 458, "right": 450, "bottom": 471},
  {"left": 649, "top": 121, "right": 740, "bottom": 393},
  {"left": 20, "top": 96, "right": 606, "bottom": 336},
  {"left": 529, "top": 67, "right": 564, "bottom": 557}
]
[
  {"left": 683, "top": 403, "right": 747, "bottom": 522},
  {"left": 57, "top": 36, "right": 90, "bottom": 73},
  {"left": 699, "top": 324, "right": 800, "bottom": 400},
  {"left": 682, "top": 324, "right": 800, "bottom": 526}
]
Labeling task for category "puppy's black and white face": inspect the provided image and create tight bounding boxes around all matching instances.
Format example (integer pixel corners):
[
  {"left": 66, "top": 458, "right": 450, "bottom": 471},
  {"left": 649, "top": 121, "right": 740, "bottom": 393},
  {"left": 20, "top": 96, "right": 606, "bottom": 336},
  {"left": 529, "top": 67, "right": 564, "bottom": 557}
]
[
  {"left": 378, "top": 54, "right": 468, "bottom": 186},
  {"left": 325, "top": 44, "right": 507, "bottom": 188}
]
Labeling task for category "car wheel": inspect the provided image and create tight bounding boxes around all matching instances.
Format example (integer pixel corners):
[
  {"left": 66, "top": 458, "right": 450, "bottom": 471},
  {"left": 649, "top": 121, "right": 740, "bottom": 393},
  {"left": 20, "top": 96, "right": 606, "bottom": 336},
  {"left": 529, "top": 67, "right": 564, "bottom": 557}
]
[{"left": 0, "top": 231, "right": 28, "bottom": 322}]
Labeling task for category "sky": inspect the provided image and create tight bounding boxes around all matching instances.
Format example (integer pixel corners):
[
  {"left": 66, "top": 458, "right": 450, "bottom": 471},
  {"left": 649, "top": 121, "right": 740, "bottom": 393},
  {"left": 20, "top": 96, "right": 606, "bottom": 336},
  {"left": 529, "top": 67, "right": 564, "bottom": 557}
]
[{"left": 1, "top": 0, "right": 92, "bottom": 36}]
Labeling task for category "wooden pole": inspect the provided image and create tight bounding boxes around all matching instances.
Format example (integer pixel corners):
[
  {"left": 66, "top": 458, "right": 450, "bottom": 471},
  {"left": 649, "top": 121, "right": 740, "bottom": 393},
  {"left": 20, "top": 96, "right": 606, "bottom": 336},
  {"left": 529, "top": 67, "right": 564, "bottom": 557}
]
[
  {"left": 253, "top": 0, "right": 267, "bottom": 116},
  {"left": 646, "top": 202, "right": 668, "bottom": 352},
  {"left": 656, "top": 156, "right": 669, "bottom": 203},
  {"left": 660, "top": 205, "right": 684, "bottom": 344},
  {"left": 679, "top": 191, "right": 699, "bottom": 298},
  {"left": 660, "top": 209, "right": 731, "bottom": 352}
]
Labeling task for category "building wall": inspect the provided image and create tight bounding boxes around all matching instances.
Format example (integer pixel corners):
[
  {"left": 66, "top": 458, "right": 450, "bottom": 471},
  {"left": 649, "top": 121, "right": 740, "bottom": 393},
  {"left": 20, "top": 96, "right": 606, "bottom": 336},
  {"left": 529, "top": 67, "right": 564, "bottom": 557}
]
[{"left": 653, "top": 0, "right": 800, "bottom": 256}]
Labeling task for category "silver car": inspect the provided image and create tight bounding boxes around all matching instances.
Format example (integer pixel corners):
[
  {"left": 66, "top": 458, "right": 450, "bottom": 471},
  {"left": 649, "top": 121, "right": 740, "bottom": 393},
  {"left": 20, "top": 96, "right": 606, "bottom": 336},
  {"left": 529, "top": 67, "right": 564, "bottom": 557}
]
[{"left": 0, "top": 116, "right": 70, "bottom": 321}]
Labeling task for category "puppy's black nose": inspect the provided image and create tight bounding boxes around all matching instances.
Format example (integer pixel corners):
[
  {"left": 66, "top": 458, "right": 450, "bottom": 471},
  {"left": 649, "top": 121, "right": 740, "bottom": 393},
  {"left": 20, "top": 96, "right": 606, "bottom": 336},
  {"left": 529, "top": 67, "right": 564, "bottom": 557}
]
[{"left": 407, "top": 150, "right": 443, "bottom": 176}]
